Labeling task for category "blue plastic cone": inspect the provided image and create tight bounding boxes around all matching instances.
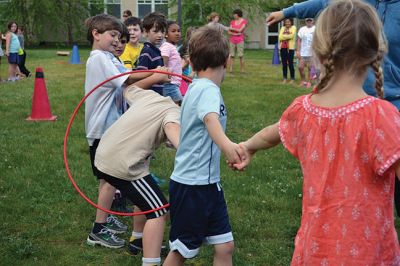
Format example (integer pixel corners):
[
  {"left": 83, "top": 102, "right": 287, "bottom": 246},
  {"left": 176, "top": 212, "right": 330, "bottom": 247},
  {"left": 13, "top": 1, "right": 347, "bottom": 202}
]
[
  {"left": 70, "top": 44, "right": 80, "bottom": 64},
  {"left": 272, "top": 43, "right": 280, "bottom": 65}
]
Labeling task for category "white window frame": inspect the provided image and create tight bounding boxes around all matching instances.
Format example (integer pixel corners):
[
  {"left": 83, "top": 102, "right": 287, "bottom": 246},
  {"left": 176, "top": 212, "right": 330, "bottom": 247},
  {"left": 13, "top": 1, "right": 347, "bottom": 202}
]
[
  {"left": 88, "top": 0, "right": 120, "bottom": 15},
  {"left": 137, "top": 0, "right": 169, "bottom": 17}
]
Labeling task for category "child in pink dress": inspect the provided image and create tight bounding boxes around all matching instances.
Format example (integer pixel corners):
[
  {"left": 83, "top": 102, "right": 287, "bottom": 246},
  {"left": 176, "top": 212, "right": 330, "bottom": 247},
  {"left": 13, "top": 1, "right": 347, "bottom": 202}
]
[{"left": 234, "top": 0, "right": 400, "bottom": 265}]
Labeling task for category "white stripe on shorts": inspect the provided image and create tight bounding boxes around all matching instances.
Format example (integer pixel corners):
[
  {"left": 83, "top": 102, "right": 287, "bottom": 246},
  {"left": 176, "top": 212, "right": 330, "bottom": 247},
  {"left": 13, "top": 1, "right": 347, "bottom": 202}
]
[
  {"left": 136, "top": 179, "right": 166, "bottom": 216},
  {"left": 131, "top": 179, "right": 166, "bottom": 217}
]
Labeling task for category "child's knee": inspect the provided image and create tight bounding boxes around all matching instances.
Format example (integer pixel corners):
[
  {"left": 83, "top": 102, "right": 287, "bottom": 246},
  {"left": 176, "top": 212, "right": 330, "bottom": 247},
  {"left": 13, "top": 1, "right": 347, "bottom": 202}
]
[{"left": 215, "top": 241, "right": 235, "bottom": 257}]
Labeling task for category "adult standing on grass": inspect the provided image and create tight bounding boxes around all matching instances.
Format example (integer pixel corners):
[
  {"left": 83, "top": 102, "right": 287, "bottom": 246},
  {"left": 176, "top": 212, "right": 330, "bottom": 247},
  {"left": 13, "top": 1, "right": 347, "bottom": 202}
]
[
  {"left": 266, "top": 0, "right": 400, "bottom": 216},
  {"left": 5, "top": 21, "right": 21, "bottom": 82},
  {"left": 296, "top": 18, "right": 315, "bottom": 88},
  {"left": 227, "top": 9, "right": 248, "bottom": 74},
  {"left": 278, "top": 18, "right": 296, "bottom": 84}
]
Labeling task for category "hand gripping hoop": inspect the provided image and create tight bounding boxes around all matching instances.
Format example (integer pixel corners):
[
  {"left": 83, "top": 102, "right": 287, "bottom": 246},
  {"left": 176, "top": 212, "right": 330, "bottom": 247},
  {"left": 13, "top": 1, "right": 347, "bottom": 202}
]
[{"left": 63, "top": 70, "right": 192, "bottom": 216}]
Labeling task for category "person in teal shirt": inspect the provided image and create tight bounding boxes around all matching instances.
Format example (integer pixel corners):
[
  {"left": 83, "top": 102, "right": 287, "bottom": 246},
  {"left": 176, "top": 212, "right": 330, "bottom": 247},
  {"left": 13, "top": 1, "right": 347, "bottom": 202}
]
[{"left": 5, "top": 21, "right": 21, "bottom": 81}]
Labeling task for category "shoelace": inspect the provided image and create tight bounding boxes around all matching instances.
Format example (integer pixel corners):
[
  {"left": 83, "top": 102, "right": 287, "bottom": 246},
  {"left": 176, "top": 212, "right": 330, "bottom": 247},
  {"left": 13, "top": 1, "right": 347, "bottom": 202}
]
[
  {"left": 107, "top": 215, "right": 125, "bottom": 227},
  {"left": 99, "top": 228, "right": 122, "bottom": 242}
]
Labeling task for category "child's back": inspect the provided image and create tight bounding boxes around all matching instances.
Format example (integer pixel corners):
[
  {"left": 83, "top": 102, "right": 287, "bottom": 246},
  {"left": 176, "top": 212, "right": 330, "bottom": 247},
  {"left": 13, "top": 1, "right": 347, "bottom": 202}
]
[
  {"left": 171, "top": 77, "right": 226, "bottom": 183},
  {"left": 280, "top": 94, "right": 400, "bottom": 263},
  {"left": 164, "top": 26, "right": 241, "bottom": 266},
  {"left": 236, "top": 1, "right": 400, "bottom": 264}
]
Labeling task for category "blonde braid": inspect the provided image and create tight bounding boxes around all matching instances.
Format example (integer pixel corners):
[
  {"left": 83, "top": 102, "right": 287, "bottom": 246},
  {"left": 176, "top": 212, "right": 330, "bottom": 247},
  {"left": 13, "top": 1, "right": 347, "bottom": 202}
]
[
  {"left": 316, "top": 54, "right": 335, "bottom": 92},
  {"left": 370, "top": 52, "right": 384, "bottom": 99}
]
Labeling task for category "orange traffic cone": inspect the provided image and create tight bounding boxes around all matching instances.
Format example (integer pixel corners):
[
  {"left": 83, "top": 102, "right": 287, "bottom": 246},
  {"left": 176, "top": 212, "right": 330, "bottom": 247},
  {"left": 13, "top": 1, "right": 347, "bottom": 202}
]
[{"left": 26, "top": 67, "right": 57, "bottom": 121}]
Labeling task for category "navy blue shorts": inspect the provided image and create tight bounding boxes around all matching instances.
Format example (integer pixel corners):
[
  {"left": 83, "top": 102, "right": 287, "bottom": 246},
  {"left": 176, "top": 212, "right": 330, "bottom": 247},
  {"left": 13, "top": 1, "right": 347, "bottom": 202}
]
[
  {"left": 168, "top": 180, "right": 233, "bottom": 259},
  {"left": 8, "top": 53, "right": 19, "bottom": 64}
]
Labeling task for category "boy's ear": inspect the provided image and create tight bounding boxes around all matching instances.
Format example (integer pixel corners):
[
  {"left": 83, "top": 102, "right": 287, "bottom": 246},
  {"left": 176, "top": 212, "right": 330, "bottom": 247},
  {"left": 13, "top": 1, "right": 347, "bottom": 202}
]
[{"left": 92, "top": 29, "right": 100, "bottom": 41}]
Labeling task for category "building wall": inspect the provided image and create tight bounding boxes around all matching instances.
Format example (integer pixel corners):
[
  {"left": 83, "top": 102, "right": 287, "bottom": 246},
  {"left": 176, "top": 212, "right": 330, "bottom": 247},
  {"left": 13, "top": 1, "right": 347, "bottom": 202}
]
[
  {"left": 121, "top": 0, "right": 137, "bottom": 18},
  {"left": 245, "top": 15, "right": 266, "bottom": 49}
]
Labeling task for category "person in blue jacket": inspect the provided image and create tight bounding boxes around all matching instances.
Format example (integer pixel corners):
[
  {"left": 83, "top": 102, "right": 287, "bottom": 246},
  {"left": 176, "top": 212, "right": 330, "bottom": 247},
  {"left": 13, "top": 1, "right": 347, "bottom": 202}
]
[{"left": 266, "top": 0, "right": 400, "bottom": 215}]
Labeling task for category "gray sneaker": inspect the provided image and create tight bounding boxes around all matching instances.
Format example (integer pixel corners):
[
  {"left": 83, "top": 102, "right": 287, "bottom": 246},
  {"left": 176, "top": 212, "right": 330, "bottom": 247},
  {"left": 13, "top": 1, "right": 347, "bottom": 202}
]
[
  {"left": 106, "top": 215, "right": 128, "bottom": 234},
  {"left": 87, "top": 228, "right": 125, "bottom": 248}
]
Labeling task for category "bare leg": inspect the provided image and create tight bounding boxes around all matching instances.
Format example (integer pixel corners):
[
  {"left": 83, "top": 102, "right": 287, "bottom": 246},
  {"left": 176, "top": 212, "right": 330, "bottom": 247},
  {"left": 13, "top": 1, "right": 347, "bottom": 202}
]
[
  {"left": 133, "top": 206, "right": 146, "bottom": 236},
  {"left": 8, "top": 63, "right": 17, "bottom": 80},
  {"left": 163, "top": 250, "right": 185, "bottom": 266},
  {"left": 213, "top": 241, "right": 234, "bottom": 266},
  {"left": 306, "top": 62, "right": 311, "bottom": 83},
  {"left": 229, "top": 57, "right": 234, "bottom": 73},
  {"left": 95, "top": 179, "right": 116, "bottom": 223},
  {"left": 142, "top": 216, "right": 165, "bottom": 258},
  {"left": 239, "top": 57, "right": 245, "bottom": 73},
  {"left": 298, "top": 58, "right": 306, "bottom": 85}
]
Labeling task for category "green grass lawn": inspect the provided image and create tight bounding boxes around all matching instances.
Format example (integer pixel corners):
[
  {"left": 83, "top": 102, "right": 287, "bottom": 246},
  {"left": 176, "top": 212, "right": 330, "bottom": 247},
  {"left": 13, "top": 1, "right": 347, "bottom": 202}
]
[{"left": 0, "top": 48, "right": 398, "bottom": 265}]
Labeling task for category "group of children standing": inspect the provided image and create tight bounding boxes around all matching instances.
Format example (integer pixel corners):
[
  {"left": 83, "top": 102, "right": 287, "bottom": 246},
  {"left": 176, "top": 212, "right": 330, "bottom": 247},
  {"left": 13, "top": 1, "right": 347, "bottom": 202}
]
[
  {"left": 84, "top": 11, "right": 223, "bottom": 266},
  {"left": 0, "top": 21, "right": 31, "bottom": 82},
  {"left": 84, "top": 0, "right": 400, "bottom": 265}
]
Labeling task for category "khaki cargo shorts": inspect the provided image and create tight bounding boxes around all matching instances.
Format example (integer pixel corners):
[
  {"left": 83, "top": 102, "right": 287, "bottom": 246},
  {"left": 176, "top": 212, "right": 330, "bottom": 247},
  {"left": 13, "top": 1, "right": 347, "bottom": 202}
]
[{"left": 229, "top": 42, "right": 244, "bottom": 57}]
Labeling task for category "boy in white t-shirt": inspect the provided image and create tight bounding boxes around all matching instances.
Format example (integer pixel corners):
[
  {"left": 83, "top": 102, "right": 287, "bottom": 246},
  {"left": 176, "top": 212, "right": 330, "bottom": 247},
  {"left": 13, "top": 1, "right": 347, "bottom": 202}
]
[
  {"left": 84, "top": 14, "right": 169, "bottom": 249},
  {"left": 296, "top": 18, "right": 315, "bottom": 88}
]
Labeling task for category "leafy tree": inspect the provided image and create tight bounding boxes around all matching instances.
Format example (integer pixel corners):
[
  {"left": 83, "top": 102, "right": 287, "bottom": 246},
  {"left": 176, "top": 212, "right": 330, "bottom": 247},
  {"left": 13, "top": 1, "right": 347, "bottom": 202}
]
[
  {"left": 0, "top": 0, "right": 94, "bottom": 45},
  {"left": 171, "top": 0, "right": 300, "bottom": 33}
]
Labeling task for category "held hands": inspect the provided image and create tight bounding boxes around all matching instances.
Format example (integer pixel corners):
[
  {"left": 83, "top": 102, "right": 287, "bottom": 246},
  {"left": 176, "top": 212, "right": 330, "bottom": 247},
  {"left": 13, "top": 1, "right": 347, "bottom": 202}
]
[
  {"left": 226, "top": 142, "right": 253, "bottom": 171},
  {"left": 224, "top": 142, "right": 246, "bottom": 170},
  {"left": 154, "top": 66, "right": 171, "bottom": 83},
  {"left": 225, "top": 142, "right": 255, "bottom": 171},
  {"left": 266, "top": 11, "right": 284, "bottom": 26}
]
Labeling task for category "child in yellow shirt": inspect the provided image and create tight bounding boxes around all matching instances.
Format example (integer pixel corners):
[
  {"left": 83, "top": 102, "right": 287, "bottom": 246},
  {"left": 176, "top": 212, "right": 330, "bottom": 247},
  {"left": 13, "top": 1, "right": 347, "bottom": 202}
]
[{"left": 120, "top": 17, "right": 144, "bottom": 70}]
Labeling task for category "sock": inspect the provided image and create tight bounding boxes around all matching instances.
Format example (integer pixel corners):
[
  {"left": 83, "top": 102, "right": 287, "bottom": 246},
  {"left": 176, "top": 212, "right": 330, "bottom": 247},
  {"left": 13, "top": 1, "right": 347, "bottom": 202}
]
[
  {"left": 92, "top": 222, "right": 106, "bottom": 234},
  {"left": 142, "top": 257, "right": 161, "bottom": 266},
  {"left": 130, "top": 231, "right": 143, "bottom": 242}
]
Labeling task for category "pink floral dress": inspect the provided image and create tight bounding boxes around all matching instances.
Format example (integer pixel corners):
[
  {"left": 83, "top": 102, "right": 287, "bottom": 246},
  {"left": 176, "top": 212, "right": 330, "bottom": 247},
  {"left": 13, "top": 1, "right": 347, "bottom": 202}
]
[{"left": 279, "top": 94, "right": 400, "bottom": 265}]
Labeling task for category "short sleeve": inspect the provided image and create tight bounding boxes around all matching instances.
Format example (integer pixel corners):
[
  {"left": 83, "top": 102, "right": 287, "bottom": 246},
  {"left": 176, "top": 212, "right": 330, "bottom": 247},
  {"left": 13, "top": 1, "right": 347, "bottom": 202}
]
[
  {"left": 162, "top": 105, "right": 181, "bottom": 127},
  {"left": 278, "top": 97, "right": 304, "bottom": 159},
  {"left": 197, "top": 86, "right": 220, "bottom": 122},
  {"left": 297, "top": 28, "right": 304, "bottom": 39},
  {"left": 98, "top": 53, "right": 127, "bottom": 89},
  {"left": 160, "top": 43, "right": 171, "bottom": 58},
  {"left": 370, "top": 101, "right": 400, "bottom": 176}
]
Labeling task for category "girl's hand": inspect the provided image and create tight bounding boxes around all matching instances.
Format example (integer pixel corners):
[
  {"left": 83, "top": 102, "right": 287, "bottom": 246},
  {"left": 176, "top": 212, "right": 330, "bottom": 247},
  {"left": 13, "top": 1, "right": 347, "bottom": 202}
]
[{"left": 231, "top": 142, "right": 253, "bottom": 171}]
